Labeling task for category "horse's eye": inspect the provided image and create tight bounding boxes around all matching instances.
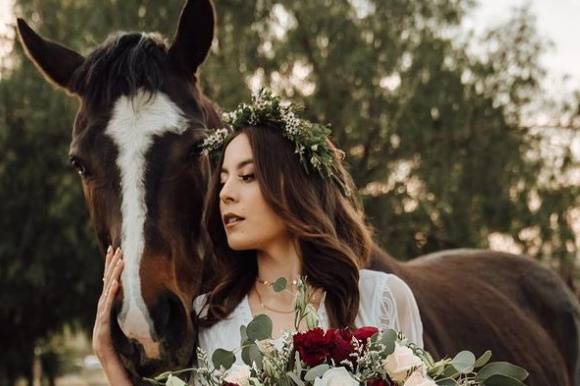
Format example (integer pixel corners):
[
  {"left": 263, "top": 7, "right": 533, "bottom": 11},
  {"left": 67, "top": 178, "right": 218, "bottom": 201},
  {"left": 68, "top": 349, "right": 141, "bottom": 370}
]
[{"left": 69, "top": 156, "right": 90, "bottom": 178}]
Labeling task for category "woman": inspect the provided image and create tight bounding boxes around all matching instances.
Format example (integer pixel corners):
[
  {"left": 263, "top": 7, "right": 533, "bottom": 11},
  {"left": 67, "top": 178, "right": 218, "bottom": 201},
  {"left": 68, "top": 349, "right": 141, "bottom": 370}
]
[
  {"left": 93, "top": 90, "right": 423, "bottom": 383},
  {"left": 195, "top": 89, "right": 423, "bottom": 363}
]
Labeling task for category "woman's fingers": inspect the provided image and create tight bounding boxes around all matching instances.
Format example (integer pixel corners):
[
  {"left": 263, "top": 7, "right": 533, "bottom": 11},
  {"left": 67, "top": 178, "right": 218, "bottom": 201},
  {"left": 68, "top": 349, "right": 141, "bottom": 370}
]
[
  {"left": 93, "top": 248, "right": 123, "bottom": 358},
  {"left": 104, "top": 248, "right": 123, "bottom": 286},
  {"left": 99, "top": 260, "right": 123, "bottom": 325},
  {"left": 104, "top": 245, "right": 114, "bottom": 277},
  {"left": 98, "top": 247, "right": 122, "bottom": 312}
]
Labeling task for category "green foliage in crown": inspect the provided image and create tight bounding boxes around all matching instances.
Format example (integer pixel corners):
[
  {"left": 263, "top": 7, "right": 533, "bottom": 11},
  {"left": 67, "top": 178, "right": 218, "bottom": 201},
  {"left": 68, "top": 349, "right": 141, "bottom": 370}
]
[{"left": 201, "top": 89, "right": 350, "bottom": 196}]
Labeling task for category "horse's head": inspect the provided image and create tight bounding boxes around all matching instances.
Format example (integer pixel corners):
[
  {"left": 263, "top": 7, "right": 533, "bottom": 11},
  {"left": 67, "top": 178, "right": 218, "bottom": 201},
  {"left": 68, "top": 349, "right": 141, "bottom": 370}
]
[{"left": 17, "top": 0, "right": 218, "bottom": 378}]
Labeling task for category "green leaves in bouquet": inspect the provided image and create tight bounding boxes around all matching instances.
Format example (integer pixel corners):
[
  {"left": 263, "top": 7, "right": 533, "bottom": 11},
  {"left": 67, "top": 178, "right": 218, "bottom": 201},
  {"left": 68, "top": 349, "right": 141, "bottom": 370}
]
[
  {"left": 212, "top": 348, "right": 236, "bottom": 371},
  {"left": 242, "top": 342, "right": 263, "bottom": 369},
  {"left": 475, "top": 350, "right": 493, "bottom": 368},
  {"left": 239, "top": 314, "right": 273, "bottom": 369},
  {"left": 476, "top": 362, "right": 529, "bottom": 385},
  {"left": 432, "top": 357, "right": 529, "bottom": 386},
  {"left": 240, "top": 325, "right": 248, "bottom": 344},
  {"left": 246, "top": 314, "right": 273, "bottom": 341},
  {"left": 450, "top": 351, "right": 476, "bottom": 374},
  {"left": 379, "top": 329, "right": 398, "bottom": 356}
]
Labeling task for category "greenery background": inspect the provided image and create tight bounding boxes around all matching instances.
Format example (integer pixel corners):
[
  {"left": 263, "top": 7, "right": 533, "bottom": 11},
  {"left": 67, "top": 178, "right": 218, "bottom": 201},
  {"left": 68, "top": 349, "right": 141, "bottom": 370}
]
[{"left": 0, "top": 0, "right": 578, "bottom": 384}]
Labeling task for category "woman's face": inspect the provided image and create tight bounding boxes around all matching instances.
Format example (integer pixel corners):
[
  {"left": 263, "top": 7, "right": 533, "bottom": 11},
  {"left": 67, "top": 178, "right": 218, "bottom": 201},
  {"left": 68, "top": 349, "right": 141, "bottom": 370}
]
[{"left": 219, "top": 133, "right": 288, "bottom": 251}]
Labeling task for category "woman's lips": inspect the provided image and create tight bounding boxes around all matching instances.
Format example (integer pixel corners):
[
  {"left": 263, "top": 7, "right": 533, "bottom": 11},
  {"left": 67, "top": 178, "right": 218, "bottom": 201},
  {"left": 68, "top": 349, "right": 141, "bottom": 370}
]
[{"left": 223, "top": 215, "right": 245, "bottom": 229}]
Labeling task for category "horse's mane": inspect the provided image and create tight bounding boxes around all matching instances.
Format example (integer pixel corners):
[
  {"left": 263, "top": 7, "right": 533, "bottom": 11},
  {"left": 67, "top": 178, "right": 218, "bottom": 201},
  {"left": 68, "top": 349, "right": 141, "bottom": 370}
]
[{"left": 70, "top": 32, "right": 169, "bottom": 105}]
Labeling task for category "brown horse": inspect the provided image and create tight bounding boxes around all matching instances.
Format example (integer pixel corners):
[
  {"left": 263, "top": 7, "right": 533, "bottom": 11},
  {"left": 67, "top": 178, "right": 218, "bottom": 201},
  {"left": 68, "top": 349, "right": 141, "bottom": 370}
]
[
  {"left": 17, "top": 0, "right": 219, "bottom": 379},
  {"left": 16, "top": 1, "right": 580, "bottom": 385}
]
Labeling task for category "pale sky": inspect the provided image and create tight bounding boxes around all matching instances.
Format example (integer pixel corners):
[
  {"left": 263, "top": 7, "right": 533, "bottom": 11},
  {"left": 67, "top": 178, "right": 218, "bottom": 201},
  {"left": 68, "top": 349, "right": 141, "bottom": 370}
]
[{"left": 465, "top": 0, "right": 580, "bottom": 99}]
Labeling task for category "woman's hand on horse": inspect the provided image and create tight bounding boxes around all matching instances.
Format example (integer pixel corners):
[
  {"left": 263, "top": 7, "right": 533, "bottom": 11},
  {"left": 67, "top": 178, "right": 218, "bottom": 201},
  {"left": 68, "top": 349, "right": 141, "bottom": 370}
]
[{"left": 93, "top": 246, "right": 124, "bottom": 362}]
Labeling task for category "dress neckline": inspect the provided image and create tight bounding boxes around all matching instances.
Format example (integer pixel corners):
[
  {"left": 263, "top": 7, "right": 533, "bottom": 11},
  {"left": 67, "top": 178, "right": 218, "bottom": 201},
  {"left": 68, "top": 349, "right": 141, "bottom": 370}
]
[{"left": 241, "top": 291, "right": 328, "bottom": 326}]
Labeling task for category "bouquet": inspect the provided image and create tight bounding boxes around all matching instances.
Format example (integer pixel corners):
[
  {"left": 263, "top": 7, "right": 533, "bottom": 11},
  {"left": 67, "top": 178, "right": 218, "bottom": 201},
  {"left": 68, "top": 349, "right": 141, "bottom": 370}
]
[{"left": 145, "top": 278, "right": 529, "bottom": 386}]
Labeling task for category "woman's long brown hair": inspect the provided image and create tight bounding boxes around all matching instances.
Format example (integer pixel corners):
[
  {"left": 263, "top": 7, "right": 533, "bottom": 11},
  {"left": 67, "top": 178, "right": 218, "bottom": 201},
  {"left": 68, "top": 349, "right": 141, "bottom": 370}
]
[{"left": 200, "top": 125, "right": 372, "bottom": 328}]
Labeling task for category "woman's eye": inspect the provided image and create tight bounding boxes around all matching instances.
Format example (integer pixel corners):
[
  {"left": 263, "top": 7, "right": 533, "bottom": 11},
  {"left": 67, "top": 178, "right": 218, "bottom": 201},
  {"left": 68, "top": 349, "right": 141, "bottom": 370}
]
[{"left": 239, "top": 173, "right": 255, "bottom": 182}]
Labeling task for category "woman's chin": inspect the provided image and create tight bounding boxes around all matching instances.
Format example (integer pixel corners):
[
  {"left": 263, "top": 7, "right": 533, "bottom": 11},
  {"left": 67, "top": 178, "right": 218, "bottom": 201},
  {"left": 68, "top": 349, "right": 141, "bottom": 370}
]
[{"left": 226, "top": 236, "right": 256, "bottom": 251}]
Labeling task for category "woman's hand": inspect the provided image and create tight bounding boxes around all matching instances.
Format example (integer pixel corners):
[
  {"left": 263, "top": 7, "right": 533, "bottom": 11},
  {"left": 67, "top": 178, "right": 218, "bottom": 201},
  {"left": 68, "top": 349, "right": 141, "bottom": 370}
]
[{"left": 93, "top": 246, "right": 124, "bottom": 361}]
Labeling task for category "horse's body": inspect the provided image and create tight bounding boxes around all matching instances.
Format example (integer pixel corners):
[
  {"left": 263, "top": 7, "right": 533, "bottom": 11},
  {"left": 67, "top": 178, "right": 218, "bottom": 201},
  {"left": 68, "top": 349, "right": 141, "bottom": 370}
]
[
  {"left": 370, "top": 247, "right": 580, "bottom": 385},
  {"left": 17, "top": 1, "right": 580, "bottom": 385}
]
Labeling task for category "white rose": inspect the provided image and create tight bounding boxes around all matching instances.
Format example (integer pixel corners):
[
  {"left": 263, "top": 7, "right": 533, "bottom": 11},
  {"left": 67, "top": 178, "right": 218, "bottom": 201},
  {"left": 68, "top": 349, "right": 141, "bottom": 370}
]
[
  {"left": 402, "top": 371, "right": 437, "bottom": 386},
  {"left": 224, "top": 364, "right": 252, "bottom": 386},
  {"left": 313, "top": 367, "right": 359, "bottom": 386},
  {"left": 382, "top": 343, "right": 424, "bottom": 382}
]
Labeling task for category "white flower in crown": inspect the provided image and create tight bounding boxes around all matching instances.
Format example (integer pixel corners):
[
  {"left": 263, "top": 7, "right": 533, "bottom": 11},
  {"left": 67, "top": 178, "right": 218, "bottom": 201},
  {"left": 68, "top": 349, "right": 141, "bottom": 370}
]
[
  {"left": 383, "top": 342, "right": 425, "bottom": 382},
  {"left": 199, "top": 88, "right": 349, "bottom": 195},
  {"left": 313, "top": 367, "right": 359, "bottom": 386},
  {"left": 200, "top": 128, "right": 231, "bottom": 156}
]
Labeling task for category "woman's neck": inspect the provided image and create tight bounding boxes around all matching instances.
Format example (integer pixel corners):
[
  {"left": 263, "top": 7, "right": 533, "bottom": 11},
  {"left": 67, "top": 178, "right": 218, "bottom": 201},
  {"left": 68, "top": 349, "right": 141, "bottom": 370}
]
[{"left": 256, "top": 236, "right": 301, "bottom": 283}]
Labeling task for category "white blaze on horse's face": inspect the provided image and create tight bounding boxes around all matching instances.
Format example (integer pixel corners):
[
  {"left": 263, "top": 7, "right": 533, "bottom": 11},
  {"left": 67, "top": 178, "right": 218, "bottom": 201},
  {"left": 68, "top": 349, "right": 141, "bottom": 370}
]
[{"left": 105, "top": 89, "right": 188, "bottom": 358}]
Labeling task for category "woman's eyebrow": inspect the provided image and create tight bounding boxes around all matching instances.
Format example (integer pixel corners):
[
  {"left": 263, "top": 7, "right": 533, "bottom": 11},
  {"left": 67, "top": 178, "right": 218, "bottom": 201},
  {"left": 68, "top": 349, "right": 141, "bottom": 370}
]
[{"left": 221, "top": 159, "right": 254, "bottom": 173}]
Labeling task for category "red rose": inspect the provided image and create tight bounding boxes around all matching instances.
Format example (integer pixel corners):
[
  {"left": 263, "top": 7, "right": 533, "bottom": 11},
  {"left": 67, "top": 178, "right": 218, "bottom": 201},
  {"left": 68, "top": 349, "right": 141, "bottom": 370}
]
[
  {"left": 366, "top": 378, "right": 393, "bottom": 386},
  {"left": 326, "top": 328, "right": 355, "bottom": 363},
  {"left": 222, "top": 383, "right": 240, "bottom": 386},
  {"left": 293, "top": 328, "right": 332, "bottom": 366},
  {"left": 353, "top": 326, "right": 379, "bottom": 343}
]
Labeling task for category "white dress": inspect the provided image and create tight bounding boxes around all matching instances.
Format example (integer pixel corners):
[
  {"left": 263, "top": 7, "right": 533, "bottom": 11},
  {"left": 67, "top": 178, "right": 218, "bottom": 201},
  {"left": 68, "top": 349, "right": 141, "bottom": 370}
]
[{"left": 193, "top": 269, "right": 423, "bottom": 365}]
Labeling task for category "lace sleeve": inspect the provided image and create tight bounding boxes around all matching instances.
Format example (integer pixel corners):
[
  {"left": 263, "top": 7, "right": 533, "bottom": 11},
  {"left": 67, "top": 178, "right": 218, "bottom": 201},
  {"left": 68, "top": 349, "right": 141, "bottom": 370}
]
[{"left": 382, "top": 275, "right": 424, "bottom": 348}]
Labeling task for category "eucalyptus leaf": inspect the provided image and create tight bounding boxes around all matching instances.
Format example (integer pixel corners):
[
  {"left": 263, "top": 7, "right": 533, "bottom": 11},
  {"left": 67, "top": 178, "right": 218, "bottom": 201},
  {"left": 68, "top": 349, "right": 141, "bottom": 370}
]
[
  {"left": 273, "top": 277, "right": 287, "bottom": 292},
  {"left": 451, "top": 351, "right": 476, "bottom": 374},
  {"left": 475, "top": 350, "right": 493, "bottom": 368},
  {"left": 380, "top": 329, "right": 398, "bottom": 355},
  {"left": 242, "top": 346, "right": 252, "bottom": 366},
  {"left": 304, "top": 364, "right": 330, "bottom": 381},
  {"left": 442, "top": 364, "right": 459, "bottom": 378},
  {"left": 249, "top": 343, "right": 263, "bottom": 370},
  {"left": 246, "top": 314, "right": 273, "bottom": 341},
  {"left": 240, "top": 325, "right": 248, "bottom": 345},
  {"left": 476, "top": 362, "right": 529, "bottom": 382},
  {"left": 211, "top": 349, "right": 236, "bottom": 370},
  {"left": 482, "top": 374, "right": 526, "bottom": 386}
]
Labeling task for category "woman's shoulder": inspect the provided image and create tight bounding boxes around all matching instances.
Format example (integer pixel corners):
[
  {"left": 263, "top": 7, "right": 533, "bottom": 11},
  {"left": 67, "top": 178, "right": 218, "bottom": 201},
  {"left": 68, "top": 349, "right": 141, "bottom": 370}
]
[
  {"left": 358, "top": 269, "right": 415, "bottom": 302},
  {"left": 359, "top": 268, "right": 393, "bottom": 288}
]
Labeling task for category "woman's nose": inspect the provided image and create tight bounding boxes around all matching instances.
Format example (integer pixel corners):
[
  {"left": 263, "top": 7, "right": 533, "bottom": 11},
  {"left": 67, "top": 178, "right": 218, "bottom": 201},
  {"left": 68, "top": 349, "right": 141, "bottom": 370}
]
[{"left": 219, "top": 177, "right": 237, "bottom": 203}]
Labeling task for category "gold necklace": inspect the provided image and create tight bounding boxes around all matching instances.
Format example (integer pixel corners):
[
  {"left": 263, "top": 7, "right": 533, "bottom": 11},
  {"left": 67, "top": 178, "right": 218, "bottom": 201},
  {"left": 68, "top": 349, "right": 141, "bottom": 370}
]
[
  {"left": 254, "top": 286, "right": 295, "bottom": 314},
  {"left": 256, "top": 277, "right": 299, "bottom": 288}
]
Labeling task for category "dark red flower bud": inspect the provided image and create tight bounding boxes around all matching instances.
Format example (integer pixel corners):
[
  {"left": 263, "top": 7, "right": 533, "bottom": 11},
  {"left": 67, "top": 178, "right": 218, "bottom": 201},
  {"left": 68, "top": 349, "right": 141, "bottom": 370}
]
[{"left": 293, "top": 328, "right": 332, "bottom": 366}]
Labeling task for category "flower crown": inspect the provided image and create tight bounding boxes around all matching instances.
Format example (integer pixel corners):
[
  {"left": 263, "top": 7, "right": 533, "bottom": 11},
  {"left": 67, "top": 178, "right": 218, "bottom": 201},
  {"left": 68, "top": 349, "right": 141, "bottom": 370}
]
[{"left": 200, "top": 89, "right": 350, "bottom": 196}]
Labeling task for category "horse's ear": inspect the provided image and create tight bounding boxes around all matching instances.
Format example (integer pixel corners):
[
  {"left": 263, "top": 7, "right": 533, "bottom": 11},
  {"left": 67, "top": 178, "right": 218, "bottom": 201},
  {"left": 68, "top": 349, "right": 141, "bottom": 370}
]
[
  {"left": 16, "top": 18, "right": 84, "bottom": 94},
  {"left": 168, "top": 0, "right": 215, "bottom": 78}
]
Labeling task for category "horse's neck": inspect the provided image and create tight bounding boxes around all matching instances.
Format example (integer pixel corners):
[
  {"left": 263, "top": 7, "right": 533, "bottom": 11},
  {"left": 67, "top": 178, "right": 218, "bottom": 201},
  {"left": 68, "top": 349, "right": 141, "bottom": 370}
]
[
  {"left": 368, "top": 242, "right": 403, "bottom": 275},
  {"left": 197, "top": 99, "right": 222, "bottom": 294}
]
